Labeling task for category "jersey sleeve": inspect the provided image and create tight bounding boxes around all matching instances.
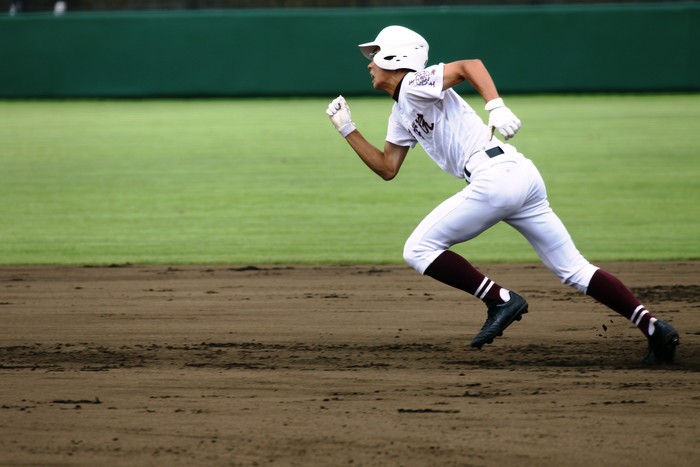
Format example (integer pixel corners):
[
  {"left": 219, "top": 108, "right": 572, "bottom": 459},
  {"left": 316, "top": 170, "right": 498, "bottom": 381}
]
[
  {"left": 386, "top": 106, "right": 418, "bottom": 148},
  {"left": 402, "top": 64, "right": 445, "bottom": 102},
  {"left": 384, "top": 65, "right": 445, "bottom": 148}
]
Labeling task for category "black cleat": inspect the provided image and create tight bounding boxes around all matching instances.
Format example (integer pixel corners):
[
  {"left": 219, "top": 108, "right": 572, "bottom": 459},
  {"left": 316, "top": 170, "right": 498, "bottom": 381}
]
[
  {"left": 470, "top": 292, "right": 528, "bottom": 349},
  {"left": 643, "top": 319, "right": 679, "bottom": 364}
]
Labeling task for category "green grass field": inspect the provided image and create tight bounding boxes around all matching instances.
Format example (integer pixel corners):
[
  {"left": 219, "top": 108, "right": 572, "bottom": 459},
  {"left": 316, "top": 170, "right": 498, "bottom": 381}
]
[{"left": 0, "top": 94, "right": 698, "bottom": 265}]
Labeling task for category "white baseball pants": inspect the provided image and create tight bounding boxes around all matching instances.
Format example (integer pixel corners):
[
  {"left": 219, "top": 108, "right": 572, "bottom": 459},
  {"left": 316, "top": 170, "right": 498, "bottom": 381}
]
[{"left": 403, "top": 149, "right": 598, "bottom": 293}]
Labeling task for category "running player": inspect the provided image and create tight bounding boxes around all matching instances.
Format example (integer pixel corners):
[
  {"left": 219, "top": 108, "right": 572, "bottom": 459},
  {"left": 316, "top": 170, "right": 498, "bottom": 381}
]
[{"left": 326, "top": 25, "right": 679, "bottom": 364}]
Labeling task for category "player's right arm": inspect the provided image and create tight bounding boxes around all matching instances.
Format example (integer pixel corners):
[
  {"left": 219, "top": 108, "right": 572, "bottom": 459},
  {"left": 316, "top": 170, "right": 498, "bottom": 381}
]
[
  {"left": 326, "top": 95, "right": 409, "bottom": 180},
  {"left": 345, "top": 132, "right": 409, "bottom": 181}
]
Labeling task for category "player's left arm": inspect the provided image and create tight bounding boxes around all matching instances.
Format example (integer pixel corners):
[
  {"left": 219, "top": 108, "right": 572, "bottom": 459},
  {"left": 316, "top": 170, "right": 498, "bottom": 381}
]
[
  {"left": 442, "top": 59, "right": 499, "bottom": 101},
  {"left": 442, "top": 60, "right": 521, "bottom": 140}
]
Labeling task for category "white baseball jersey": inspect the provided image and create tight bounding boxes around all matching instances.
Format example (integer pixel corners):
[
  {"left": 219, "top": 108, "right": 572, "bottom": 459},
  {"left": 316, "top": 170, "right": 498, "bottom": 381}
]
[{"left": 386, "top": 63, "right": 494, "bottom": 179}]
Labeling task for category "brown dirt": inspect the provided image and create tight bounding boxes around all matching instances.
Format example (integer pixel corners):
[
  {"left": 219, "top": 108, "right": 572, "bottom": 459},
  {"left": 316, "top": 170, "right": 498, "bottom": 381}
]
[{"left": 1, "top": 261, "right": 699, "bottom": 466}]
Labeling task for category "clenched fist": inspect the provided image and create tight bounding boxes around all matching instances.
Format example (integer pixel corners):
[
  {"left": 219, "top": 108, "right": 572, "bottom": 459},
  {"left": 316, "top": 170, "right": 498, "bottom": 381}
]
[
  {"left": 326, "top": 95, "right": 357, "bottom": 138},
  {"left": 485, "top": 98, "right": 521, "bottom": 140}
]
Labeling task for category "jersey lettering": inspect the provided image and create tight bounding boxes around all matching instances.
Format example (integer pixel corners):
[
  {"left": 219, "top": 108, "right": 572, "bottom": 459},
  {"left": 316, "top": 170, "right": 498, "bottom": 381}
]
[{"left": 411, "top": 113, "right": 434, "bottom": 138}]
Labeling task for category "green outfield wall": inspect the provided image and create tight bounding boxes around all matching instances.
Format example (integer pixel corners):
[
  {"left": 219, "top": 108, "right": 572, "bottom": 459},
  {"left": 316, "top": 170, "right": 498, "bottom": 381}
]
[{"left": 1, "top": 3, "right": 698, "bottom": 97}]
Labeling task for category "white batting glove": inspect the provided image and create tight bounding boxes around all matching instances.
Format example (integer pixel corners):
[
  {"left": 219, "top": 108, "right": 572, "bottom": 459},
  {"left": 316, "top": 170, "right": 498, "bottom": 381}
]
[
  {"left": 485, "top": 98, "right": 521, "bottom": 140},
  {"left": 326, "top": 95, "right": 356, "bottom": 138}
]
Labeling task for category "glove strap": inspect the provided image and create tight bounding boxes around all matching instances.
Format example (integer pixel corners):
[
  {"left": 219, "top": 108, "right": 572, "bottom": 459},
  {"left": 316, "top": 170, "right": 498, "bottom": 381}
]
[
  {"left": 339, "top": 122, "right": 357, "bottom": 138},
  {"left": 485, "top": 98, "right": 505, "bottom": 111}
]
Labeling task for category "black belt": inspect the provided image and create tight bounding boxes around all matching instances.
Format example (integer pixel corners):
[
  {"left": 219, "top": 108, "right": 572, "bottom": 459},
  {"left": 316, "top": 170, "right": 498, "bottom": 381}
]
[
  {"left": 464, "top": 146, "right": 505, "bottom": 179},
  {"left": 485, "top": 146, "right": 505, "bottom": 158}
]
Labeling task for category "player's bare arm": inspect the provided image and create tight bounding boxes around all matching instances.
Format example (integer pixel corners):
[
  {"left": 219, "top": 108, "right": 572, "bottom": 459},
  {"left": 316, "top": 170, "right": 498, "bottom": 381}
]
[
  {"left": 345, "top": 133, "right": 409, "bottom": 181},
  {"left": 442, "top": 60, "right": 499, "bottom": 103},
  {"left": 326, "top": 95, "right": 409, "bottom": 180}
]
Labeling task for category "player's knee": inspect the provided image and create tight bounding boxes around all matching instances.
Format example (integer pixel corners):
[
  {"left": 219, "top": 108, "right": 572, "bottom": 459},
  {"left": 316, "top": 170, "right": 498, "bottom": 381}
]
[
  {"left": 562, "top": 264, "right": 599, "bottom": 293},
  {"left": 403, "top": 239, "right": 441, "bottom": 275},
  {"left": 403, "top": 242, "right": 421, "bottom": 272},
  {"left": 403, "top": 239, "right": 429, "bottom": 273}
]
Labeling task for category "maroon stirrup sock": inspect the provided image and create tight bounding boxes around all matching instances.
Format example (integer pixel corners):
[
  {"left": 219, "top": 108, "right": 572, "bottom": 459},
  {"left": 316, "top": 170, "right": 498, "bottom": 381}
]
[{"left": 424, "top": 251, "right": 508, "bottom": 304}]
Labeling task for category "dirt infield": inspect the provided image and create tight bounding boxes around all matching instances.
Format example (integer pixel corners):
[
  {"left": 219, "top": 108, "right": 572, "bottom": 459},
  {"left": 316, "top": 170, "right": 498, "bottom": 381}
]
[{"left": 1, "top": 261, "right": 699, "bottom": 466}]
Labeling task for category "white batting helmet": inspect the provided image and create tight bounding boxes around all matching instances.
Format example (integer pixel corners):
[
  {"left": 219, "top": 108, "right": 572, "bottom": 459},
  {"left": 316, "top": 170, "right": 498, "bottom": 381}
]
[{"left": 358, "top": 25, "right": 429, "bottom": 72}]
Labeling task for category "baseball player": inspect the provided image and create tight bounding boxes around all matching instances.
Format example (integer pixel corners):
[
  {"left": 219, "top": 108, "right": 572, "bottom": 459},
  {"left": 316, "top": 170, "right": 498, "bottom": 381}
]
[{"left": 326, "top": 25, "right": 679, "bottom": 364}]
